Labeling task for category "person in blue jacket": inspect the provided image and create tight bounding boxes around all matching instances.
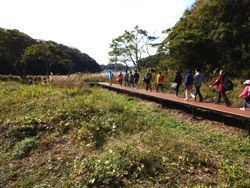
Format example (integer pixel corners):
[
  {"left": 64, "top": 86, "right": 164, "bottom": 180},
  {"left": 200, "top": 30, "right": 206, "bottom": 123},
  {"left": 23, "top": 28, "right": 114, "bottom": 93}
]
[
  {"left": 184, "top": 69, "right": 195, "bottom": 101},
  {"left": 108, "top": 70, "right": 114, "bottom": 85}
]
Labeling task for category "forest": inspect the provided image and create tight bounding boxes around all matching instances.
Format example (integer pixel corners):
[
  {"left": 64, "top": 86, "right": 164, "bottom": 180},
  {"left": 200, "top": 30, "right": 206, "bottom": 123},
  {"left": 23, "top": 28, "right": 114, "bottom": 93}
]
[
  {"left": 1, "top": 0, "right": 250, "bottom": 79},
  {"left": 0, "top": 28, "right": 101, "bottom": 78},
  {"left": 156, "top": 0, "right": 250, "bottom": 78},
  {"left": 109, "top": 0, "right": 250, "bottom": 78}
]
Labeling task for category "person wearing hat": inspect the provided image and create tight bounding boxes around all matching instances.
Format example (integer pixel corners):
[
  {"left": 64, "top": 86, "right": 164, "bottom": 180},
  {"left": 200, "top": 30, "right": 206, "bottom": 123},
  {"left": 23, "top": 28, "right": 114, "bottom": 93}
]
[
  {"left": 156, "top": 72, "right": 164, "bottom": 93},
  {"left": 239, "top": 80, "right": 250, "bottom": 111}
]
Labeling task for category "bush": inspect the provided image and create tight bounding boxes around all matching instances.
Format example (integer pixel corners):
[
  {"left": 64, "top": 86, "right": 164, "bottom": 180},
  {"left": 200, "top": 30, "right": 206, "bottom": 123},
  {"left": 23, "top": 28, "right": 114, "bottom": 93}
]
[{"left": 10, "top": 136, "right": 38, "bottom": 159}]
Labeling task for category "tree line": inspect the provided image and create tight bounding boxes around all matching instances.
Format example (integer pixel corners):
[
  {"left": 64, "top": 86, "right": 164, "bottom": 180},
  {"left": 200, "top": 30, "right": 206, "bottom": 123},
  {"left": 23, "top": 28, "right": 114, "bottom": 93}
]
[
  {"left": 109, "top": 0, "right": 250, "bottom": 78},
  {"left": 0, "top": 28, "right": 101, "bottom": 78}
]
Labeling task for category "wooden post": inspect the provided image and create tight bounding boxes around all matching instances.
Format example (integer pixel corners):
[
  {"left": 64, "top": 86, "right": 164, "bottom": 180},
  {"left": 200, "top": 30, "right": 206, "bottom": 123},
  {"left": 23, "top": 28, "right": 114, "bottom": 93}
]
[
  {"left": 192, "top": 108, "right": 196, "bottom": 119},
  {"left": 246, "top": 121, "right": 250, "bottom": 135}
]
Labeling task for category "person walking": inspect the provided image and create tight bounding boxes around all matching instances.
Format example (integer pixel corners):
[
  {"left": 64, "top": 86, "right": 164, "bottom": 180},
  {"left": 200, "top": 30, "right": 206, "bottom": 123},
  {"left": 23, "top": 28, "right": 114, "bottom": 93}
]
[
  {"left": 209, "top": 70, "right": 231, "bottom": 107},
  {"left": 134, "top": 70, "right": 140, "bottom": 89},
  {"left": 128, "top": 71, "right": 134, "bottom": 87},
  {"left": 239, "top": 80, "right": 250, "bottom": 111},
  {"left": 194, "top": 68, "right": 208, "bottom": 102},
  {"left": 145, "top": 69, "right": 152, "bottom": 91},
  {"left": 124, "top": 70, "right": 129, "bottom": 87},
  {"left": 108, "top": 70, "right": 114, "bottom": 86},
  {"left": 156, "top": 72, "right": 164, "bottom": 93},
  {"left": 173, "top": 70, "right": 182, "bottom": 96},
  {"left": 184, "top": 69, "right": 195, "bottom": 101},
  {"left": 43, "top": 75, "right": 47, "bottom": 84},
  {"left": 118, "top": 71, "right": 123, "bottom": 86}
]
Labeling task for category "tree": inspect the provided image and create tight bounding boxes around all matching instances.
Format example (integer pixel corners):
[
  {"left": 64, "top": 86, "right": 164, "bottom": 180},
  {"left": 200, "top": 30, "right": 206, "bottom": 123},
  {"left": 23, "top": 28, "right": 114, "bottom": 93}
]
[
  {"left": 109, "top": 25, "right": 158, "bottom": 70},
  {"left": 0, "top": 28, "right": 36, "bottom": 78},
  {"left": 56, "top": 44, "right": 101, "bottom": 73},
  {"left": 158, "top": 0, "right": 250, "bottom": 77},
  {"left": 21, "top": 41, "right": 73, "bottom": 77}
]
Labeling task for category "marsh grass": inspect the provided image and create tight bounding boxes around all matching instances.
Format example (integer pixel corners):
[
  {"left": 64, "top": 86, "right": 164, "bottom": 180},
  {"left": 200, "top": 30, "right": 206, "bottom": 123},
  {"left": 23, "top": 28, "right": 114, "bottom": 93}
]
[{"left": 0, "top": 78, "right": 249, "bottom": 187}]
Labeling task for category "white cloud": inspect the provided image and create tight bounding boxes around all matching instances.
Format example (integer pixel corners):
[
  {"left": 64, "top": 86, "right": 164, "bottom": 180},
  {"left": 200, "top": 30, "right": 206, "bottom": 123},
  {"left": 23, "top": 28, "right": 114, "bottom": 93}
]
[{"left": 0, "top": 0, "right": 195, "bottom": 65}]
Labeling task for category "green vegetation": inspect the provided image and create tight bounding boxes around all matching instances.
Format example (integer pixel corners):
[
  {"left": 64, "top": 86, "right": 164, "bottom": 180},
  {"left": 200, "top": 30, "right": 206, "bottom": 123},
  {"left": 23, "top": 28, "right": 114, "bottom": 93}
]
[
  {"left": 157, "top": 0, "right": 250, "bottom": 77},
  {"left": 0, "top": 28, "right": 101, "bottom": 78},
  {"left": 108, "top": 0, "right": 250, "bottom": 78},
  {"left": 109, "top": 25, "right": 158, "bottom": 70},
  {"left": 0, "top": 79, "right": 249, "bottom": 187}
]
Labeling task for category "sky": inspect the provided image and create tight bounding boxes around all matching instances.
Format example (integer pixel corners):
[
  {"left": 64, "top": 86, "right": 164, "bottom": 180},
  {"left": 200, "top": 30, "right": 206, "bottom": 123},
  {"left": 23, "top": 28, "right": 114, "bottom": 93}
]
[{"left": 0, "top": 0, "right": 195, "bottom": 65}]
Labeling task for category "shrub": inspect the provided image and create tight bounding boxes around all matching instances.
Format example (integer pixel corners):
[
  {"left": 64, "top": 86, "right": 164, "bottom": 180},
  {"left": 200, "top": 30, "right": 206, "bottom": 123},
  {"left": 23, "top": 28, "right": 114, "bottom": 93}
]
[{"left": 10, "top": 136, "right": 38, "bottom": 159}]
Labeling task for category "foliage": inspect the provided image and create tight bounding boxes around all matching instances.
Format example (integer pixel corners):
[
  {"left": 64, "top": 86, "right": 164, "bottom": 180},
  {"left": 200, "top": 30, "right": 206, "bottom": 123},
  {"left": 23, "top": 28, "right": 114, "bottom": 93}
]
[
  {"left": 0, "top": 28, "right": 36, "bottom": 78},
  {"left": 9, "top": 136, "right": 38, "bottom": 159},
  {"left": 109, "top": 25, "right": 158, "bottom": 70},
  {"left": 158, "top": 0, "right": 250, "bottom": 77},
  {"left": 0, "top": 79, "right": 249, "bottom": 187},
  {"left": 0, "top": 28, "right": 101, "bottom": 77},
  {"left": 21, "top": 41, "right": 73, "bottom": 77}
]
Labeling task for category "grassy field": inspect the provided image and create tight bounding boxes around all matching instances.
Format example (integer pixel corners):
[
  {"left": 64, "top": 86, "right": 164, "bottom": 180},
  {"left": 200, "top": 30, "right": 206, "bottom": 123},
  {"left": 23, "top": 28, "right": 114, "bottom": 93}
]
[{"left": 0, "top": 76, "right": 249, "bottom": 187}]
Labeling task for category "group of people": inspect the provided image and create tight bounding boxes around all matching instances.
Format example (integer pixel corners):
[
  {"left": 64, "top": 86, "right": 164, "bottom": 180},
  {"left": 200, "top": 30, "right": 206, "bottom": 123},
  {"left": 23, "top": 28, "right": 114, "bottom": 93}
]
[
  {"left": 108, "top": 69, "right": 250, "bottom": 111},
  {"left": 29, "top": 75, "right": 47, "bottom": 85},
  {"left": 109, "top": 70, "right": 140, "bottom": 89}
]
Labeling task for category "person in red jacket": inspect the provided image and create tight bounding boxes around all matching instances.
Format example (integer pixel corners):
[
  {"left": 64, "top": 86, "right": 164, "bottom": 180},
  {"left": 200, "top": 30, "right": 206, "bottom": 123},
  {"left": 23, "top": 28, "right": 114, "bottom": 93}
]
[
  {"left": 209, "top": 70, "right": 231, "bottom": 107},
  {"left": 117, "top": 71, "right": 123, "bottom": 86},
  {"left": 239, "top": 80, "right": 250, "bottom": 111}
]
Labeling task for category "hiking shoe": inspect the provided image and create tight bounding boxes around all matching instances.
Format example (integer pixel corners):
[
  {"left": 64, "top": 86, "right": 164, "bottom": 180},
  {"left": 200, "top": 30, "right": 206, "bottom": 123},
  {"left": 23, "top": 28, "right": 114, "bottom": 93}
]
[{"left": 240, "top": 107, "right": 246, "bottom": 111}]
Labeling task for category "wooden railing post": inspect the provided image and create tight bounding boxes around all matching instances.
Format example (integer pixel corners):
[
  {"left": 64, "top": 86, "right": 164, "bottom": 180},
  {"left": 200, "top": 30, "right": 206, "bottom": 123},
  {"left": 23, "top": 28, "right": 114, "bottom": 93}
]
[
  {"left": 246, "top": 121, "right": 250, "bottom": 135},
  {"left": 192, "top": 108, "right": 196, "bottom": 119}
]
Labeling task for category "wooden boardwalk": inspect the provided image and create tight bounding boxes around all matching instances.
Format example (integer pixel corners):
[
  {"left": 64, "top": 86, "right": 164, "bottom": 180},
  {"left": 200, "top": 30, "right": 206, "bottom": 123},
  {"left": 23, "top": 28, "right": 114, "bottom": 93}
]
[{"left": 91, "top": 82, "right": 250, "bottom": 134}]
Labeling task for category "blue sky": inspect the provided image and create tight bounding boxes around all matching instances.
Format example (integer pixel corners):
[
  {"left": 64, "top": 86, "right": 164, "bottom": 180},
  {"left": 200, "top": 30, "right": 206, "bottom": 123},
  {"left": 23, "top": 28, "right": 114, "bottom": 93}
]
[{"left": 0, "top": 0, "right": 195, "bottom": 65}]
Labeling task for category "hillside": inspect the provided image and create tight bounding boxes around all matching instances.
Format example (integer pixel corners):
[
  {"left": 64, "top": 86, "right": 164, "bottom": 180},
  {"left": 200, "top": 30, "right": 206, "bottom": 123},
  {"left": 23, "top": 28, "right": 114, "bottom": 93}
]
[
  {"left": 0, "top": 28, "right": 101, "bottom": 77},
  {"left": 0, "top": 77, "right": 249, "bottom": 187}
]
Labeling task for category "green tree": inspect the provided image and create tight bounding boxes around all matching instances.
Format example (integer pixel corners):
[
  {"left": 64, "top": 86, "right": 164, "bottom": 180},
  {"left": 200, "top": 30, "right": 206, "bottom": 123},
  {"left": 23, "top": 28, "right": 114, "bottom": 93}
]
[
  {"left": 158, "top": 0, "right": 250, "bottom": 77},
  {"left": 21, "top": 41, "right": 73, "bottom": 77},
  {"left": 109, "top": 25, "right": 158, "bottom": 70},
  {"left": 0, "top": 28, "right": 36, "bottom": 78}
]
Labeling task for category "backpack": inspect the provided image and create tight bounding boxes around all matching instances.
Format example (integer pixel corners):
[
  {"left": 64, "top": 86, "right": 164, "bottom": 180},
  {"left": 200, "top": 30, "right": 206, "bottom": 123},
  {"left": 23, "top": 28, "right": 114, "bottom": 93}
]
[
  {"left": 223, "top": 77, "right": 234, "bottom": 91},
  {"left": 159, "top": 75, "right": 164, "bottom": 82},
  {"left": 146, "top": 72, "right": 152, "bottom": 81},
  {"left": 130, "top": 74, "right": 134, "bottom": 80}
]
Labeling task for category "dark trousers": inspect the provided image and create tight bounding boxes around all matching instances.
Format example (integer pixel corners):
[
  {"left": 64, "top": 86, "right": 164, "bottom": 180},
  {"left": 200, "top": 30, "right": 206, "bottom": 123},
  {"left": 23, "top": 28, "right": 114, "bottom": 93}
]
[
  {"left": 119, "top": 80, "right": 122, "bottom": 86},
  {"left": 129, "top": 81, "right": 134, "bottom": 87},
  {"left": 134, "top": 79, "right": 138, "bottom": 88},
  {"left": 156, "top": 84, "right": 163, "bottom": 92},
  {"left": 174, "top": 84, "right": 181, "bottom": 96},
  {"left": 195, "top": 86, "right": 203, "bottom": 101},
  {"left": 215, "top": 91, "right": 231, "bottom": 106},
  {"left": 124, "top": 80, "right": 129, "bottom": 87},
  {"left": 243, "top": 97, "right": 250, "bottom": 108},
  {"left": 146, "top": 81, "right": 152, "bottom": 91}
]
